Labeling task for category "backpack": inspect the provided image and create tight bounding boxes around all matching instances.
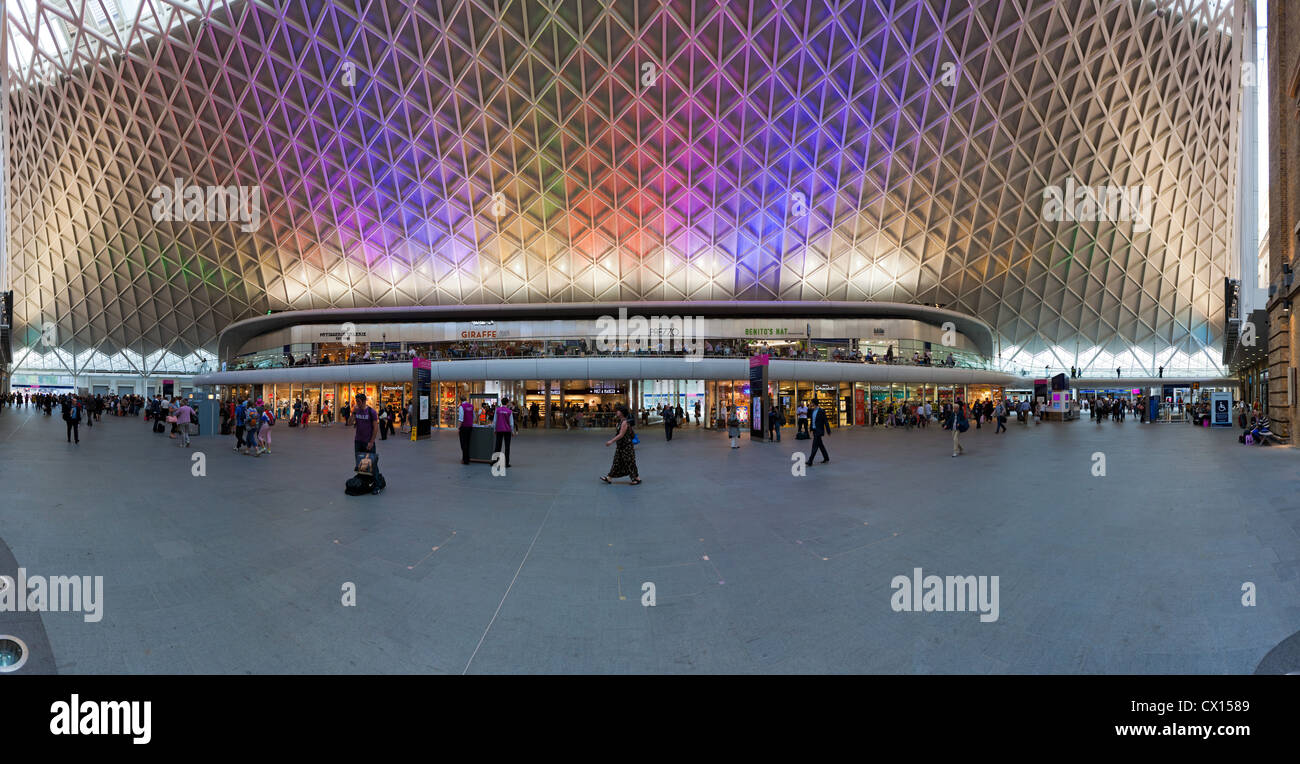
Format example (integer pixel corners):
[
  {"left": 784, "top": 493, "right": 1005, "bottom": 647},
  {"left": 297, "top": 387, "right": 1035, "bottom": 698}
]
[
  {"left": 345, "top": 474, "right": 371, "bottom": 495},
  {"left": 68, "top": 405, "right": 80, "bottom": 421},
  {"left": 345, "top": 472, "right": 385, "bottom": 496},
  {"left": 267, "top": 411, "right": 276, "bottom": 426}
]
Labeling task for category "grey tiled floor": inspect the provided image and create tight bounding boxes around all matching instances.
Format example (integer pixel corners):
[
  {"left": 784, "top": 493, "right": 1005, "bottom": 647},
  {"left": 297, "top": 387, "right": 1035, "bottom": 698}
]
[{"left": 1, "top": 407, "right": 1297, "bottom": 674}]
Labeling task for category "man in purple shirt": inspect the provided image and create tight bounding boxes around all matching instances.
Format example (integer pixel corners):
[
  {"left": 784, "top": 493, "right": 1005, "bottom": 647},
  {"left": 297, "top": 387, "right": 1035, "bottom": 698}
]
[
  {"left": 352, "top": 393, "right": 378, "bottom": 470},
  {"left": 175, "top": 400, "right": 196, "bottom": 448}
]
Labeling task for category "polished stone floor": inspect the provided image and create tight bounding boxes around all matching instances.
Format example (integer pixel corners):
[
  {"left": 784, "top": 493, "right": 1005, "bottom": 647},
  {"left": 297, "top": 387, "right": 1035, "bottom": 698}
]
[{"left": 1, "top": 405, "right": 1297, "bottom": 674}]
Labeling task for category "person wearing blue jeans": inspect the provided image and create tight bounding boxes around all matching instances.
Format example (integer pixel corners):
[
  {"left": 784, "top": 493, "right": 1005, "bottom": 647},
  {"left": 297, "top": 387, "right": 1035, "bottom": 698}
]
[
  {"left": 243, "top": 405, "right": 261, "bottom": 455},
  {"left": 233, "top": 400, "right": 247, "bottom": 452},
  {"left": 352, "top": 394, "right": 380, "bottom": 490}
]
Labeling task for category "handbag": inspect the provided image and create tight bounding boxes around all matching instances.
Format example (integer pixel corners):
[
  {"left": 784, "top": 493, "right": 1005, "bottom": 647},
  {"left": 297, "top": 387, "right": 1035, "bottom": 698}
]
[
  {"left": 631, "top": 433, "right": 640, "bottom": 444},
  {"left": 166, "top": 415, "right": 177, "bottom": 423}
]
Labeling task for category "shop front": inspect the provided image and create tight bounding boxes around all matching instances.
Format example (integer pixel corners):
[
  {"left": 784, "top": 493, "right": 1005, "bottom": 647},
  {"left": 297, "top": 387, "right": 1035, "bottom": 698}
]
[
  {"left": 639, "top": 379, "right": 704, "bottom": 419},
  {"left": 705, "top": 380, "right": 751, "bottom": 429}
]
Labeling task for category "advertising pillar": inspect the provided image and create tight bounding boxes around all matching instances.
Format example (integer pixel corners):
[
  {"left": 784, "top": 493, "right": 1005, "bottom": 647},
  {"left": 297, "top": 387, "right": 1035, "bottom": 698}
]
[
  {"left": 749, "top": 354, "right": 768, "bottom": 439},
  {"left": 412, "top": 358, "right": 431, "bottom": 439}
]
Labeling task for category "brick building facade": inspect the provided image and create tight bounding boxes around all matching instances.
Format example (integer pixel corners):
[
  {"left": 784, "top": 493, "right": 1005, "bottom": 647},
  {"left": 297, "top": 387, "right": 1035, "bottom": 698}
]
[{"left": 1268, "top": 0, "right": 1300, "bottom": 439}]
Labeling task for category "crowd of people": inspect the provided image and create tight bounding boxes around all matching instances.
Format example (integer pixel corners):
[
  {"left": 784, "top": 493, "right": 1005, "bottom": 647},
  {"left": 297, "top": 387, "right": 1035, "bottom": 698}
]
[
  {"left": 0, "top": 389, "right": 200, "bottom": 445},
  {"left": 5, "top": 383, "right": 1246, "bottom": 497},
  {"left": 1084, "top": 396, "right": 1144, "bottom": 423},
  {"left": 215, "top": 395, "right": 412, "bottom": 456}
]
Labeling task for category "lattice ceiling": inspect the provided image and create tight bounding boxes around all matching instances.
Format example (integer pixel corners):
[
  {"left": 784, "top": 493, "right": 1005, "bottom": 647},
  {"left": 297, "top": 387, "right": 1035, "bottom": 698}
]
[{"left": 5, "top": 0, "right": 1238, "bottom": 373}]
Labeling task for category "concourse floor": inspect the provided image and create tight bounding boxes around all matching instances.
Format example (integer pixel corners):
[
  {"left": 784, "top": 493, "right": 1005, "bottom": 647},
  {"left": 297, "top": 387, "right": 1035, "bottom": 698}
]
[{"left": 1, "top": 407, "right": 1297, "bottom": 674}]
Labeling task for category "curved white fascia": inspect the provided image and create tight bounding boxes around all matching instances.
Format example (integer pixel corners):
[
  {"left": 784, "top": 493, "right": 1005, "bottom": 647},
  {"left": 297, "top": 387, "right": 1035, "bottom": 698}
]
[{"left": 193, "top": 358, "right": 1020, "bottom": 386}]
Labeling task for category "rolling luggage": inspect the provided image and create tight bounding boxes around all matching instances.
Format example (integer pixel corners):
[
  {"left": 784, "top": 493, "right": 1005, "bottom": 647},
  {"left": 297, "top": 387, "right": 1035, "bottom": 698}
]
[{"left": 795, "top": 431, "right": 810, "bottom": 440}]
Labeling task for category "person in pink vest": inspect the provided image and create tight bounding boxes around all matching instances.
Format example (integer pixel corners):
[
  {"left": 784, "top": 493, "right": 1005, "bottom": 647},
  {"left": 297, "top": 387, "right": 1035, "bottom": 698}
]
[
  {"left": 458, "top": 396, "right": 475, "bottom": 464},
  {"left": 493, "top": 397, "right": 516, "bottom": 468}
]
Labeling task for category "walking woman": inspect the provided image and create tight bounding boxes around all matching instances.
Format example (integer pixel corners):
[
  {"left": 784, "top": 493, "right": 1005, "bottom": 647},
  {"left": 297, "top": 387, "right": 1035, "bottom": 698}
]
[
  {"left": 600, "top": 404, "right": 640, "bottom": 485},
  {"left": 727, "top": 405, "right": 742, "bottom": 448},
  {"left": 257, "top": 405, "right": 273, "bottom": 454},
  {"left": 950, "top": 398, "right": 969, "bottom": 457}
]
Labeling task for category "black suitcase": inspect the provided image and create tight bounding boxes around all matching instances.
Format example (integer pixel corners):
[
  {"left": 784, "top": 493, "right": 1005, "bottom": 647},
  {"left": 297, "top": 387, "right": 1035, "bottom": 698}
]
[{"left": 795, "top": 431, "right": 810, "bottom": 440}]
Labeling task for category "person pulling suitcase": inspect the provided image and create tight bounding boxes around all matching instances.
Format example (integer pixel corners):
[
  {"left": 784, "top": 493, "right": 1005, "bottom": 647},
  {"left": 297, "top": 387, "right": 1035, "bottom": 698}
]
[{"left": 346, "top": 393, "right": 385, "bottom": 495}]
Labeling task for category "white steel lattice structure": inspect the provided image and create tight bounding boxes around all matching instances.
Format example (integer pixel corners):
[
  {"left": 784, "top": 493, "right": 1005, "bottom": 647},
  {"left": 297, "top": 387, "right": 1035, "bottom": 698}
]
[{"left": 5, "top": 0, "right": 1241, "bottom": 376}]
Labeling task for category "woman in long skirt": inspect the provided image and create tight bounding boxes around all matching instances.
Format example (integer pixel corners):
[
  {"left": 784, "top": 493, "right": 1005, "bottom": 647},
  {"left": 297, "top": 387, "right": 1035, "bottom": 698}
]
[{"left": 601, "top": 404, "right": 641, "bottom": 485}]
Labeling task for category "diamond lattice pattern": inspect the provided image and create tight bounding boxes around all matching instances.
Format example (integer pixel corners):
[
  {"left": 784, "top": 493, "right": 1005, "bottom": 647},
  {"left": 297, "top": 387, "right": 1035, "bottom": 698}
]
[{"left": 5, "top": 0, "right": 1238, "bottom": 375}]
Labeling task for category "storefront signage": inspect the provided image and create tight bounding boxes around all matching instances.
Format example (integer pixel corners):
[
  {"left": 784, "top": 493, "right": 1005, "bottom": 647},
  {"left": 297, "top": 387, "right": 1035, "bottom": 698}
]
[{"left": 273, "top": 317, "right": 979, "bottom": 352}]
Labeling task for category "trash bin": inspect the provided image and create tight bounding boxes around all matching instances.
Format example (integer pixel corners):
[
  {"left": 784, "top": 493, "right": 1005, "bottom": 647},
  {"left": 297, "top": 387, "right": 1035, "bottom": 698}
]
[{"left": 469, "top": 425, "right": 496, "bottom": 463}]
